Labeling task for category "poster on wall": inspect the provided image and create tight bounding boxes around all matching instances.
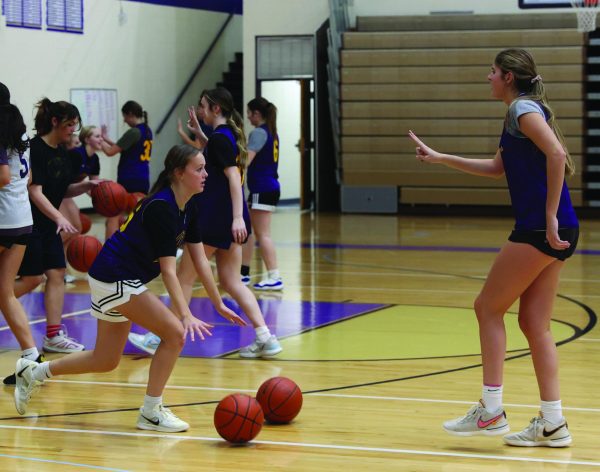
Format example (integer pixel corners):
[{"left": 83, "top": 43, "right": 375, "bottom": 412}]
[
  {"left": 70, "top": 88, "right": 118, "bottom": 142},
  {"left": 3, "top": 0, "right": 42, "bottom": 29},
  {"left": 47, "top": 0, "right": 84, "bottom": 33}
]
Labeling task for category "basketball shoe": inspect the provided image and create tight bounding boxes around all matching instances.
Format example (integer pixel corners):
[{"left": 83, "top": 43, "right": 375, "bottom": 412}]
[
  {"left": 137, "top": 405, "right": 189, "bottom": 432},
  {"left": 3, "top": 354, "right": 46, "bottom": 386},
  {"left": 253, "top": 277, "right": 284, "bottom": 291},
  {"left": 443, "top": 400, "right": 509, "bottom": 436},
  {"left": 43, "top": 326, "right": 84, "bottom": 353},
  {"left": 241, "top": 275, "right": 251, "bottom": 285},
  {"left": 128, "top": 332, "right": 161, "bottom": 355},
  {"left": 14, "top": 358, "right": 44, "bottom": 415},
  {"left": 239, "top": 335, "right": 283, "bottom": 358},
  {"left": 503, "top": 413, "right": 572, "bottom": 447}
]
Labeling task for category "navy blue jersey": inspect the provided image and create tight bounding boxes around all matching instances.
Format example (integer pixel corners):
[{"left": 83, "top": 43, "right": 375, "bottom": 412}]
[
  {"left": 71, "top": 145, "right": 100, "bottom": 180},
  {"left": 193, "top": 125, "right": 250, "bottom": 247},
  {"left": 499, "top": 101, "right": 578, "bottom": 231},
  {"left": 118, "top": 123, "right": 152, "bottom": 188},
  {"left": 89, "top": 187, "right": 202, "bottom": 283},
  {"left": 247, "top": 124, "right": 280, "bottom": 193}
]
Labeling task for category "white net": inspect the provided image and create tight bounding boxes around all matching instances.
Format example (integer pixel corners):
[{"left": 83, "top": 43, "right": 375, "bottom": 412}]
[{"left": 571, "top": 0, "right": 600, "bottom": 32}]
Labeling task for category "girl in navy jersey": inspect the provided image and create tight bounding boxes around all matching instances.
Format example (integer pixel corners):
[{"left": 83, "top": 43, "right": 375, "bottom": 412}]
[
  {"left": 129, "top": 89, "right": 282, "bottom": 358},
  {"left": 101, "top": 100, "right": 153, "bottom": 238},
  {"left": 14, "top": 144, "right": 246, "bottom": 431},
  {"left": 59, "top": 126, "right": 103, "bottom": 251},
  {"left": 409, "top": 48, "right": 577, "bottom": 447},
  {"left": 0, "top": 83, "right": 45, "bottom": 385},
  {"left": 240, "top": 97, "right": 283, "bottom": 290},
  {"left": 15, "top": 98, "right": 97, "bottom": 354}
]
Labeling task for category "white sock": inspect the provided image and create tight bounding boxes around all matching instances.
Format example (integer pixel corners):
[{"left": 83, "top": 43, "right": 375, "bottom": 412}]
[
  {"left": 268, "top": 269, "right": 280, "bottom": 280},
  {"left": 541, "top": 399, "right": 563, "bottom": 424},
  {"left": 32, "top": 361, "right": 53, "bottom": 381},
  {"left": 482, "top": 384, "right": 503, "bottom": 412},
  {"left": 255, "top": 325, "right": 271, "bottom": 343},
  {"left": 21, "top": 347, "right": 39, "bottom": 361},
  {"left": 143, "top": 395, "right": 162, "bottom": 416}
]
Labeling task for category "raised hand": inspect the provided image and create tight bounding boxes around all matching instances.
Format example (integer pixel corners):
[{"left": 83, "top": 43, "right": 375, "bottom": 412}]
[{"left": 408, "top": 130, "right": 443, "bottom": 164}]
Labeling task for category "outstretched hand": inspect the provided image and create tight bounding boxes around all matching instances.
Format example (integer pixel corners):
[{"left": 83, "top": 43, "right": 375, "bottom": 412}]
[
  {"left": 182, "top": 315, "right": 214, "bottom": 342},
  {"left": 186, "top": 106, "right": 202, "bottom": 136},
  {"left": 216, "top": 303, "right": 247, "bottom": 326},
  {"left": 408, "top": 130, "right": 443, "bottom": 164}
]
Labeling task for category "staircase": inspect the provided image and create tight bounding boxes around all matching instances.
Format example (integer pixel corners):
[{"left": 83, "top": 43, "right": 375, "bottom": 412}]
[{"left": 218, "top": 52, "right": 244, "bottom": 114}]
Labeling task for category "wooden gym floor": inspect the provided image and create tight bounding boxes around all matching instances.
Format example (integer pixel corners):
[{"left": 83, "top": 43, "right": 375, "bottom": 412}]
[{"left": 0, "top": 210, "right": 599, "bottom": 471}]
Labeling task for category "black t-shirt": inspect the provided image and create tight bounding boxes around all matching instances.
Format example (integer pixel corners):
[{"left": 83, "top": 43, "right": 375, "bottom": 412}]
[
  {"left": 29, "top": 135, "right": 82, "bottom": 229},
  {"left": 206, "top": 129, "right": 238, "bottom": 170}
]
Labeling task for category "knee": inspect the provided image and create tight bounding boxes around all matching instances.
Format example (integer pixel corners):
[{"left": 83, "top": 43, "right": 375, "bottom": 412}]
[
  {"left": 93, "top": 354, "right": 121, "bottom": 373},
  {"left": 162, "top": 326, "right": 185, "bottom": 351},
  {"left": 474, "top": 295, "right": 485, "bottom": 321},
  {"left": 21, "top": 275, "right": 45, "bottom": 292},
  {"left": 219, "top": 277, "right": 239, "bottom": 295},
  {"left": 518, "top": 314, "right": 548, "bottom": 340}
]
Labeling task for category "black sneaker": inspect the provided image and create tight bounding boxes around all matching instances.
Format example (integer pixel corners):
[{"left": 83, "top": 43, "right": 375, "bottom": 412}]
[{"left": 3, "top": 354, "right": 46, "bottom": 386}]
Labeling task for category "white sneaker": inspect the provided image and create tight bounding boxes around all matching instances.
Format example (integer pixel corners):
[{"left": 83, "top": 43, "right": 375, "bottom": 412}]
[
  {"left": 137, "top": 405, "right": 189, "bottom": 432},
  {"left": 443, "top": 400, "right": 509, "bottom": 436},
  {"left": 253, "top": 277, "right": 283, "bottom": 291},
  {"left": 14, "top": 358, "right": 43, "bottom": 415},
  {"left": 128, "top": 332, "right": 161, "bottom": 355},
  {"left": 241, "top": 275, "right": 251, "bottom": 285},
  {"left": 64, "top": 274, "right": 77, "bottom": 283},
  {"left": 239, "top": 335, "right": 283, "bottom": 358},
  {"left": 504, "top": 413, "right": 572, "bottom": 447},
  {"left": 43, "top": 327, "right": 85, "bottom": 353}
]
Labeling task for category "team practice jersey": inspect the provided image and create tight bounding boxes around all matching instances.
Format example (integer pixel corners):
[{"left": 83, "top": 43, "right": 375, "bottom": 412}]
[
  {"left": 247, "top": 124, "right": 280, "bottom": 193},
  {"left": 0, "top": 139, "right": 33, "bottom": 233},
  {"left": 70, "top": 145, "right": 100, "bottom": 180},
  {"left": 499, "top": 99, "right": 578, "bottom": 231},
  {"left": 193, "top": 124, "right": 250, "bottom": 243},
  {"left": 89, "top": 187, "right": 202, "bottom": 284},
  {"left": 117, "top": 123, "right": 152, "bottom": 188}
]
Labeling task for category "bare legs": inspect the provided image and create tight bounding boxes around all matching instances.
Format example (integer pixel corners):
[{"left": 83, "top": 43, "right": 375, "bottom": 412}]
[{"left": 242, "top": 209, "right": 278, "bottom": 272}]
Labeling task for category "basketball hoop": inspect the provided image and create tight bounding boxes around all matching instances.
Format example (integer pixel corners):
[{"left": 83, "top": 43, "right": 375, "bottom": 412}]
[{"left": 571, "top": 0, "right": 600, "bottom": 33}]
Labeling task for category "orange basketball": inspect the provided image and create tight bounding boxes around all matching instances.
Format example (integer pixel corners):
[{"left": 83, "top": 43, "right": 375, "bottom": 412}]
[
  {"left": 214, "top": 394, "right": 264, "bottom": 443},
  {"left": 91, "top": 181, "right": 128, "bottom": 217},
  {"left": 125, "top": 191, "right": 145, "bottom": 213},
  {"left": 256, "top": 377, "right": 303, "bottom": 424},
  {"left": 79, "top": 212, "right": 92, "bottom": 234},
  {"left": 66, "top": 235, "right": 103, "bottom": 273}
]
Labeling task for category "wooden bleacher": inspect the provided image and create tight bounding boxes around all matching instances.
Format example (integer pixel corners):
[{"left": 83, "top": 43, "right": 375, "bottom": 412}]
[{"left": 340, "top": 13, "right": 585, "bottom": 208}]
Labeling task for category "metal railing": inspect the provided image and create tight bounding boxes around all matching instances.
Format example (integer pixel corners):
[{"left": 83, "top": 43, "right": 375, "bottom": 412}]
[{"left": 327, "top": 0, "right": 353, "bottom": 183}]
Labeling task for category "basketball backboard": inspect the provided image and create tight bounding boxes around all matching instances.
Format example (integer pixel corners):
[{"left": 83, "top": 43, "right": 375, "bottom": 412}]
[{"left": 519, "top": 0, "right": 571, "bottom": 7}]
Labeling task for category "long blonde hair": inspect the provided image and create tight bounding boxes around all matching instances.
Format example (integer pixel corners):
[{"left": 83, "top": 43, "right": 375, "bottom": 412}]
[{"left": 495, "top": 48, "right": 574, "bottom": 176}]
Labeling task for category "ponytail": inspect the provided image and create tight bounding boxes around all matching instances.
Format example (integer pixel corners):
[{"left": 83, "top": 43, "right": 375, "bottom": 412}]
[
  {"left": 34, "top": 98, "right": 81, "bottom": 137},
  {"left": 228, "top": 109, "right": 248, "bottom": 168}
]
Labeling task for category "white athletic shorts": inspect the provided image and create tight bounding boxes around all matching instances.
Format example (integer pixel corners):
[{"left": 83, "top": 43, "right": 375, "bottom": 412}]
[{"left": 89, "top": 276, "right": 148, "bottom": 323}]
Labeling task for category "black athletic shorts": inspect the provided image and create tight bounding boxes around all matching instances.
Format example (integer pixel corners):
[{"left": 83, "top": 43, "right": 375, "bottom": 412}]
[
  {"left": 0, "top": 233, "right": 30, "bottom": 249},
  {"left": 508, "top": 227, "right": 579, "bottom": 261},
  {"left": 247, "top": 190, "right": 280, "bottom": 211},
  {"left": 18, "top": 228, "right": 66, "bottom": 275}
]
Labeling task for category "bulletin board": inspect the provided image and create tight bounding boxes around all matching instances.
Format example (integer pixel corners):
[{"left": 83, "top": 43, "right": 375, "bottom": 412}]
[{"left": 70, "top": 88, "right": 118, "bottom": 142}]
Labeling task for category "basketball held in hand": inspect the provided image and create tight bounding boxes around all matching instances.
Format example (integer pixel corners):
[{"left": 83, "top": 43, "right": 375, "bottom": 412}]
[
  {"left": 66, "top": 235, "right": 103, "bottom": 272},
  {"left": 91, "top": 181, "right": 128, "bottom": 217}
]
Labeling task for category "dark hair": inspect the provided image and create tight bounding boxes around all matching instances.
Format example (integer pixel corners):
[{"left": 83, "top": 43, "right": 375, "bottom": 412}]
[
  {"left": 247, "top": 97, "right": 277, "bottom": 136},
  {"left": 200, "top": 87, "right": 247, "bottom": 166},
  {"left": 121, "top": 100, "right": 149, "bottom": 137},
  {"left": 495, "top": 48, "right": 574, "bottom": 176},
  {"left": 148, "top": 144, "right": 201, "bottom": 197},
  {"left": 34, "top": 98, "right": 81, "bottom": 137},
  {"left": 0, "top": 83, "right": 28, "bottom": 155}
]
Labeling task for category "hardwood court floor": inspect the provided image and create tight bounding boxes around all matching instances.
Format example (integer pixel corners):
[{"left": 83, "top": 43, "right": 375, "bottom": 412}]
[{"left": 1, "top": 210, "right": 599, "bottom": 471}]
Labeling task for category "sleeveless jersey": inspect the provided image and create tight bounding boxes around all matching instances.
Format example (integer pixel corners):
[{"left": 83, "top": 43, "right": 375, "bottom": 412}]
[
  {"left": 0, "top": 139, "right": 33, "bottom": 232},
  {"left": 499, "top": 100, "right": 578, "bottom": 230},
  {"left": 118, "top": 123, "right": 152, "bottom": 184},
  {"left": 247, "top": 124, "right": 280, "bottom": 193},
  {"left": 89, "top": 187, "right": 200, "bottom": 283}
]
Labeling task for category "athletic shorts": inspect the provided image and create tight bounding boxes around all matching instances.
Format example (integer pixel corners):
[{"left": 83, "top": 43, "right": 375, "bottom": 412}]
[
  {"left": 118, "top": 178, "right": 149, "bottom": 194},
  {"left": 18, "top": 228, "right": 65, "bottom": 276},
  {"left": 0, "top": 232, "right": 30, "bottom": 249},
  {"left": 89, "top": 276, "right": 148, "bottom": 323},
  {"left": 247, "top": 190, "right": 280, "bottom": 212},
  {"left": 508, "top": 227, "right": 579, "bottom": 261}
]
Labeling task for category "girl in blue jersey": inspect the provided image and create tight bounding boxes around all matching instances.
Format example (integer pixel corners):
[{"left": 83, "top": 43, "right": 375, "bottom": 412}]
[
  {"left": 101, "top": 100, "right": 153, "bottom": 238},
  {"left": 59, "top": 126, "right": 103, "bottom": 252},
  {"left": 14, "top": 144, "right": 246, "bottom": 432},
  {"left": 240, "top": 97, "right": 283, "bottom": 290},
  {"left": 129, "top": 89, "right": 282, "bottom": 358},
  {"left": 409, "top": 49, "right": 577, "bottom": 448},
  {"left": 0, "top": 83, "right": 45, "bottom": 385}
]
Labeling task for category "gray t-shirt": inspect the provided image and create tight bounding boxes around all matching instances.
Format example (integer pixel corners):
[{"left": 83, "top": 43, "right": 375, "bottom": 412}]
[
  {"left": 506, "top": 99, "right": 545, "bottom": 138},
  {"left": 247, "top": 127, "right": 268, "bottom": 152},
  {"left": 117, "top": 127, "right": 142, "bottom": 150}
]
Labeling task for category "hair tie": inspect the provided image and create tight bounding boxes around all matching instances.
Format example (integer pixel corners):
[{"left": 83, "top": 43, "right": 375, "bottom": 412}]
[{"left": 531, "top": 75, "right": 542, "bottom": 84}]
